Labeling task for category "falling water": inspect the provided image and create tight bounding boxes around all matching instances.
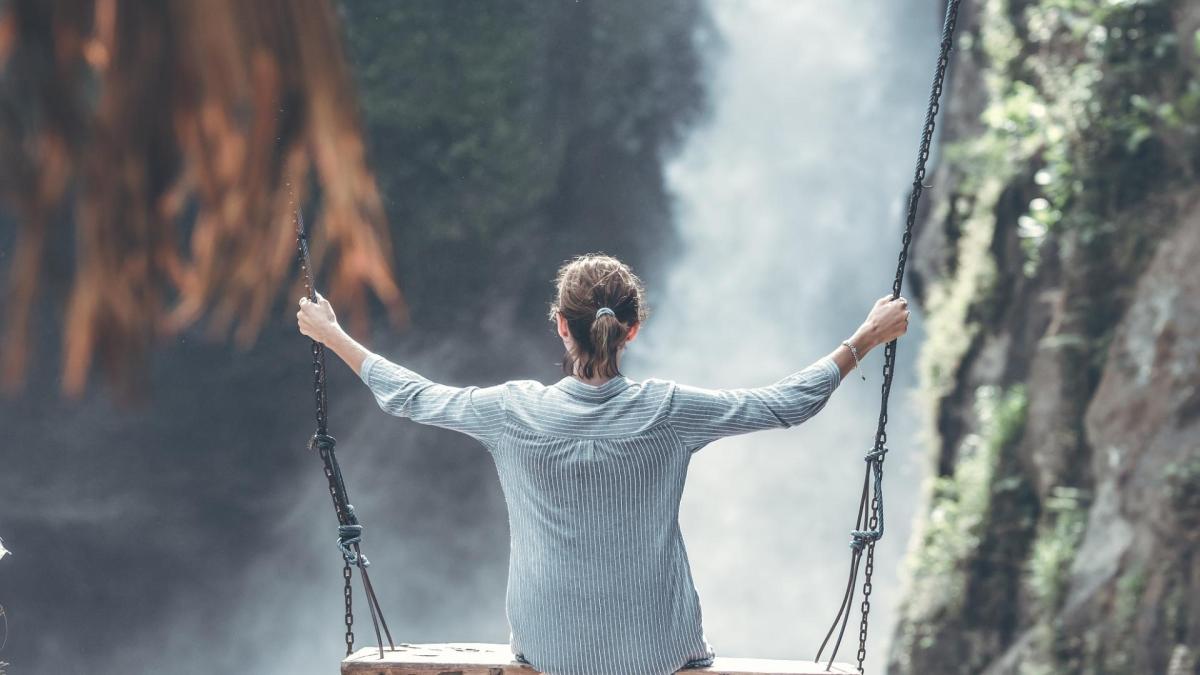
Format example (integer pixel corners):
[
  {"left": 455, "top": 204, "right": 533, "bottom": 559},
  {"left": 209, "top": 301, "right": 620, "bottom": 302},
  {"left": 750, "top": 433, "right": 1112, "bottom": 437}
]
[{"left": 628, "top": 0, "right": 942, "bottom": 668}]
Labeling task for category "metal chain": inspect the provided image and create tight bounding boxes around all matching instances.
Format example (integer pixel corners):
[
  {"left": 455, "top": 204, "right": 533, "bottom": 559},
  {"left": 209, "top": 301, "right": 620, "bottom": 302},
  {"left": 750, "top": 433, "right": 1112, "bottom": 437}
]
[
  {"left": 295, "top": 204, "right": 394, "bottom": 659},
  {"left": 297, "top": 218, "right": 329, "bottom": 436},
  {"left": 343, "top": 562, "right": 355, "bottom": 653},
  {"left": 814, "top": 1, "right": 962, "bottom": 672}
]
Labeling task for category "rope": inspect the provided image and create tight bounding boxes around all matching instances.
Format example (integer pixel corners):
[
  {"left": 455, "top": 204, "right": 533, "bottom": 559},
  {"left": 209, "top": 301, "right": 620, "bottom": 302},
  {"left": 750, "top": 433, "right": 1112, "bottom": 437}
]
[
  {"left": 813, "top": 1, "right": 963, "bottom": 672},
  {"left": 296, "top": 209, "right": 395, "bottom": 659}
]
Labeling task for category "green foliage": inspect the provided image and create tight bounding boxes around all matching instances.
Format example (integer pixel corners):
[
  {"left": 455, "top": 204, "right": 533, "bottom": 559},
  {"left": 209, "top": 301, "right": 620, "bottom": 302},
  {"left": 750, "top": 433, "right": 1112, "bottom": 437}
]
[
  {"left": 1015, "top": 482, "right": 1090, "bottom": 672},
  {"left": 1093, "top": 561, "right": 1149, "bottom": 672},
  {"left": 939, "top": 0, "right": 1198, "bottom": 279},
  {"left": 897, "top": 384, "right": 1029, "bottom": 661},
  {"left": 1163, "top": 456, "right": 1200, "bottom": 528},
  {"left": 341, "top": 2, "right": 553, "bottom": 243},
  {"left": 334, "top": 1, "right": 709, "bottom": 325},
  {"left": 983, "top": 383, "right": 1030, "bottom": 454},
  {"left": 907, "top": 384, "right": 1029, "bottom": 620},
  {"left": 1026, "top": 485, "right": 1089, "bottom": 613},
  {"left": 916, "top": 178, "right": 1002, "bottom": 418},
  {"left": 1113, "top": 562, "right": 1147, "bottom": 631},
  {"left": 340, "top": 1, "right": 709, "bottom": 248}
]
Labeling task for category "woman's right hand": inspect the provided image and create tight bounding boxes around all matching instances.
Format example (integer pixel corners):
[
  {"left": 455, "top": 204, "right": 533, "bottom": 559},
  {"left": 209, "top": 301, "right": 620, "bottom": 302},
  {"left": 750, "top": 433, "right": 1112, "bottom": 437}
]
[{"left": 857, "top": 294, "right": 910, "bottom": 348}]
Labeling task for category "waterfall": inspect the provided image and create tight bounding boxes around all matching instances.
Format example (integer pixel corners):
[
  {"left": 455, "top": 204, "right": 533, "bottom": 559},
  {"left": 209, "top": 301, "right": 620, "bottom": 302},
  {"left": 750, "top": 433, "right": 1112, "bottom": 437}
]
[{"left": 628, "top": 0, "right": 941, "bottom": 666}]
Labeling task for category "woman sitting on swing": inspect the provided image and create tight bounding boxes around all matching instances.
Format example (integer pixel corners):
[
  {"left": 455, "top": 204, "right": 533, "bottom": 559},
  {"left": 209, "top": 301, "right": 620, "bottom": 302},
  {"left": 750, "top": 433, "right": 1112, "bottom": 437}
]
[{"left": 295, "top": 252, "right": 909, "bottom": 675}]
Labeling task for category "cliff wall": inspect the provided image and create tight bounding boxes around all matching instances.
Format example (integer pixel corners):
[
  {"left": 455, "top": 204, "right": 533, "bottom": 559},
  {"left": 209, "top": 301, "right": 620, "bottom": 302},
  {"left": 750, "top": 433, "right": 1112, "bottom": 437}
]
[{"left": 889, "top": 1, "right": 1200, "bottom": 673}]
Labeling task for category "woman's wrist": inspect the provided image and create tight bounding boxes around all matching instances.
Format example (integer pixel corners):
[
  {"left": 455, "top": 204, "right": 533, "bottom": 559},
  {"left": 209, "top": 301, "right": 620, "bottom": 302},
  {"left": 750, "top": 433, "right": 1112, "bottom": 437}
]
[
  {"left": 830, "top": 330, "right": 873, "bottom": 383},
  {"left": 838, "top": 337, "right": 866, "bottom": 382},
  {"left": 846, "top": 327, "right": 878, "bottom": 355}
]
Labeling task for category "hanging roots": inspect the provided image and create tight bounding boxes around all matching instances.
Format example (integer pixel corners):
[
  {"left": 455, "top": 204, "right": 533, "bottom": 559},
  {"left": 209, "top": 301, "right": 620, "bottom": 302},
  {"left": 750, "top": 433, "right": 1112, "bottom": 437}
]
[{"left": 0, "top": 0, "right": 409, "bottom": 400}]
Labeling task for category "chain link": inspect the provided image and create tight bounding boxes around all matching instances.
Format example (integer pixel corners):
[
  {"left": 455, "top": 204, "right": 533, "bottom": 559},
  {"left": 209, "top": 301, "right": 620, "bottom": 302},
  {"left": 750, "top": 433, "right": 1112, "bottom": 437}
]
[{"left": 344, "top": 562, "right": 355, "bottom": 655}]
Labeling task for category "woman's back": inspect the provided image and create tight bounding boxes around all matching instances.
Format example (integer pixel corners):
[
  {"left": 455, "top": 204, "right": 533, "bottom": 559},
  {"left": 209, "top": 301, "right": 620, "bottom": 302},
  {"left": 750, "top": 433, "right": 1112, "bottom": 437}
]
[{"left": 358, "top": 351, "right": 842, "bottom": 675}]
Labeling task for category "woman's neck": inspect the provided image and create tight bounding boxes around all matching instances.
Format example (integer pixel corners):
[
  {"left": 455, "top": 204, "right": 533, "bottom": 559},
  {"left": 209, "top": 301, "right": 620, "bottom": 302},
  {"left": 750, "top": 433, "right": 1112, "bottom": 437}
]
[
  {"left": 573, "top": 374, "right": 615, "bottom": 386},
  {"left": 570, "top": 349, "right": 623, "bottom": 386},
  {"left": 572, "top": 363, "right": 619, "bottom": 386}
]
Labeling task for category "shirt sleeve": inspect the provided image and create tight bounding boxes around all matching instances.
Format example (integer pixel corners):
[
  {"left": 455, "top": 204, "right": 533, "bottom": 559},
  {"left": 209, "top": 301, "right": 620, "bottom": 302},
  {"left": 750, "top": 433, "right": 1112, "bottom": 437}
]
[
  {"left": 358, "top": 352, "right": 507, "bottom": 451},
  {"left": 666, "top": 355, "right": 842, "bottom": 454}
]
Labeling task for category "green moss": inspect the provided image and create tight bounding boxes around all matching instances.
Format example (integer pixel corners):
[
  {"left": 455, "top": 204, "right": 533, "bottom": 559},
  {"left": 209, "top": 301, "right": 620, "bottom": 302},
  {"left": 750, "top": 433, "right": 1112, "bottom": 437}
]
[
  {"left": 343, "top": 2, "right": 552, "bottom": 243},
  {"left": 937, "top": 0, "right": 1197, "bottom": 282},
  {"left": 896, "top": 384, "right": 1030, "bottom": 667},
  {"left": 1103, "top": 562, "right": 1148, "bottom": 671},
  {"left": 1026, "top": 485, "right": 1089, "bottom": 613},
  {"left": 1114, "top": 563, "right": 1148, "bottom": 626},
  {"left": 1017, "top": 624, "right": 1061, "bottom": 675},
  {"left": 1163, "top": 577, "right": 1186, "bottom": 652},
  {"left": 1163, "top": 456, "right": 1200, "bottom": 527},
  {"left": 916, "top": 178, "right": 1002, "bottom": 419},
  {"left": 914, "top": 0, "right": 1023, "bottom": 432},
  {"left": 905, "top": 385, "right": 1029, "bottom": 619}
]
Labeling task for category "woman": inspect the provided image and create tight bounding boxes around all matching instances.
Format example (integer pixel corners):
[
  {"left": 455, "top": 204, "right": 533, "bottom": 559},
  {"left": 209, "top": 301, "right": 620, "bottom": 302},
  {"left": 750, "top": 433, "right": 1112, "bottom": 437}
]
[{"left": 296, "top": 252, "right": 909, "bottom": 675}]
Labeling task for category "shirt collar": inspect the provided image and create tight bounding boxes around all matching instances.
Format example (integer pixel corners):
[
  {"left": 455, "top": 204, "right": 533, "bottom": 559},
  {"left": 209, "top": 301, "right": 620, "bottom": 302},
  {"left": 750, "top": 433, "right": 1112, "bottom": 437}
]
[{"left": 554, "top": 374, "right": 634, "bottom": 402}]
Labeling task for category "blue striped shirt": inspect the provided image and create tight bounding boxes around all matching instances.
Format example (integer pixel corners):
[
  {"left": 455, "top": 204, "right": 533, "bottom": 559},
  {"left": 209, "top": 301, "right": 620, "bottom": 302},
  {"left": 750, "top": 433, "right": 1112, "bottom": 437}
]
[{"left": 358, "top": 351, "right": 843, "bottom": 675}]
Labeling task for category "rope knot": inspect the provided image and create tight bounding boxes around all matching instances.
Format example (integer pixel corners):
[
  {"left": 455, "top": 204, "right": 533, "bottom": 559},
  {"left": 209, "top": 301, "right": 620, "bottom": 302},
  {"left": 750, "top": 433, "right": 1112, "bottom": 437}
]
[
  {"left": 310, "top": 433, "right": 337, "bottom": 453},
  {"left": 849, "top": 529, "right": 881, "bottom": 552},
  {"left": 337, "top": 523, "right": 368, "bottom": 566}
]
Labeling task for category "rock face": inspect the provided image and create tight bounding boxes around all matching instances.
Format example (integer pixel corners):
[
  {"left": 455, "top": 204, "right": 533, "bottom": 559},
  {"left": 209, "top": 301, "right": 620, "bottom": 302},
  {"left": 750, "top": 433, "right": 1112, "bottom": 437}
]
[{"left": 887, "top": 1, "right": 1200, "bottom": 673}]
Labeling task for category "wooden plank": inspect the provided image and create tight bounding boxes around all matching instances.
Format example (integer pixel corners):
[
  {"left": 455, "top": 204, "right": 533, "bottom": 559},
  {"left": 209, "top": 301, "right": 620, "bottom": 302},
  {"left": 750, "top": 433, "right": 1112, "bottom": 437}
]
[{"left": 342, "top": 642, "right": 858, "bottom": 674}]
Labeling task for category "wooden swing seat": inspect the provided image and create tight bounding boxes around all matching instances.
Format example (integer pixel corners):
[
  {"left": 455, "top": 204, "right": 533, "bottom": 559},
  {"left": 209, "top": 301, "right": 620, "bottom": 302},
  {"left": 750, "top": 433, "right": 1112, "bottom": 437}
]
[{"left": 342, "top": 643, "right": 858, "bottom": 674}]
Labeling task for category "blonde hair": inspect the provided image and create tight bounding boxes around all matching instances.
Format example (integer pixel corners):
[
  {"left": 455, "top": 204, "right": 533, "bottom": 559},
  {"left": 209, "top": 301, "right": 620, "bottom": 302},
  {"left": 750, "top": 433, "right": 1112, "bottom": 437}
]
[{"left": 547, "top": 252, "right": 649, "bottom": 379}]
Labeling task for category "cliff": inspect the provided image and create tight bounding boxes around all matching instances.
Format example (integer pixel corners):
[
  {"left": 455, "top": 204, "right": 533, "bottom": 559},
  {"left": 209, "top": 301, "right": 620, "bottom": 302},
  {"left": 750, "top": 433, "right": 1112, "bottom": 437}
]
[{"left": 888, "top": 0, "right": 1200, "bottom": 673}]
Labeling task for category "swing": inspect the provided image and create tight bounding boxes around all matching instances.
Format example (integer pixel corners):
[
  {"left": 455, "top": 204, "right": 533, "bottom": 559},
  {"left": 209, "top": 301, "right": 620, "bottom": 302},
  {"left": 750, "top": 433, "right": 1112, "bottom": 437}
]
[
  {"left": 341, "top": 644, "right": 860, "bottom": 674},
  {"left": 301, "top": 2, "right": 963, "bottom": 673}
]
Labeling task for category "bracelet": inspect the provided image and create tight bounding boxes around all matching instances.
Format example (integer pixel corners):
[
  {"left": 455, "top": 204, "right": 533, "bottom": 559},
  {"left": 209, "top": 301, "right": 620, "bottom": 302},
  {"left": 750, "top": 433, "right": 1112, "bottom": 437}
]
[{"left": 841, "top": 340, "right": 867, "bottom": 381}]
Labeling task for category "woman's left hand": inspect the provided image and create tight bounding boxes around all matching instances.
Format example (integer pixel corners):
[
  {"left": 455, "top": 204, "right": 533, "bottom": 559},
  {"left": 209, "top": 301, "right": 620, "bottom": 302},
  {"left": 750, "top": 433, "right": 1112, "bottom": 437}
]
[{"left": 296, "top": 291, "right": 340, "bottom": 344}]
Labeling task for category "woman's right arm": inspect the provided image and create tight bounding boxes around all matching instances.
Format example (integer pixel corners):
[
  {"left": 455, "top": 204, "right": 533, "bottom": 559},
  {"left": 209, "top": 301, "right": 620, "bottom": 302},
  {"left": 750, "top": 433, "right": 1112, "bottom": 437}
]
[
  {"left": 667, "top": 356, "right": 844, "bottom": 454},
  {"left": 667, "top": 294, "right": 909, "bottom": 453}
]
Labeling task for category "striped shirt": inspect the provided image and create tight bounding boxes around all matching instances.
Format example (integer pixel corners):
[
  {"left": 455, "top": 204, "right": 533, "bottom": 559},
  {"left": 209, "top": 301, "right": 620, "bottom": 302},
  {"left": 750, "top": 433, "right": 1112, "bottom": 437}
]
[{"left": 358, "top": 351, "right": 843, "bottom": 675}]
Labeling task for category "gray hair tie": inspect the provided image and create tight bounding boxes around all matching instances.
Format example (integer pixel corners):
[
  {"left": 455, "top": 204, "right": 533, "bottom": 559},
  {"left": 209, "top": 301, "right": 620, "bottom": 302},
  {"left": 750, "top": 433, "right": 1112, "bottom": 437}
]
[{"left": 595, "top": 307, "right": 616, "bottom": 320}]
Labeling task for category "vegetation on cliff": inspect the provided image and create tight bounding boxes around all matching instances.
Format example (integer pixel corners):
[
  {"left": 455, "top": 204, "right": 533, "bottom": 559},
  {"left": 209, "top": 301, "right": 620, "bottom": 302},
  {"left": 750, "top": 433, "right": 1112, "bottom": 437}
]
[{"left": 892, "top": 0, "right": 1199, "bottom": 672}]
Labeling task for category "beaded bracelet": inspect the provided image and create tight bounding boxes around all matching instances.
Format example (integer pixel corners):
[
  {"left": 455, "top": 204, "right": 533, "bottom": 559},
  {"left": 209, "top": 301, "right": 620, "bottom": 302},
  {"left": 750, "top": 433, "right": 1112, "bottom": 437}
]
[{"left": 841, "top": 340, "right": 867, "bottom": 381}]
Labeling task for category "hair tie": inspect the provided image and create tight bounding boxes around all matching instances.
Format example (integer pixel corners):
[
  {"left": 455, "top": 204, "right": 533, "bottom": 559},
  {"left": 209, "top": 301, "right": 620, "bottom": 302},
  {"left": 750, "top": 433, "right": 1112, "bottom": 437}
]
[{"left": 595, "top": 307, "right": 615, "bottom": 320}]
